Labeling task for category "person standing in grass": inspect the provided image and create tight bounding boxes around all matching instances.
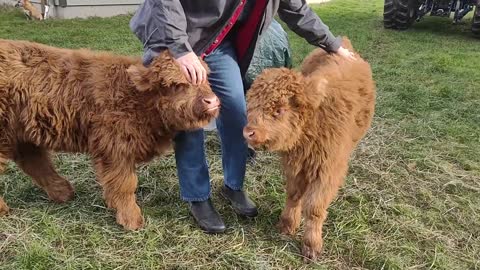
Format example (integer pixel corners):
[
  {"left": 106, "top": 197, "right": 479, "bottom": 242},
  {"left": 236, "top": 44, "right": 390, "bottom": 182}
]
[{"left": 130, "top": 0, "right": 355, "bottom": 234}]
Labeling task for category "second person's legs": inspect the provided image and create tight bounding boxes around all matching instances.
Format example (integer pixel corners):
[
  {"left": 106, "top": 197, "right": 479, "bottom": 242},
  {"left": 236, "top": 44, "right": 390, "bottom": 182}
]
[
  {"left": 205, "top": 41, "right": 257, "bottom": 217},
  {"left": 204, "top": 41, "right": 248, "bottom": 191}
]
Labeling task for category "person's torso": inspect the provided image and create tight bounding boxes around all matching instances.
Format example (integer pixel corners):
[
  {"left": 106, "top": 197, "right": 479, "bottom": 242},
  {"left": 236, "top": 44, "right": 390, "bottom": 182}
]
[
  {"left": 180, "top": 0, "right": 239, "bottom": 54},
  {"left": 180, "top": 0, "right": 279, "bottom": 55}
]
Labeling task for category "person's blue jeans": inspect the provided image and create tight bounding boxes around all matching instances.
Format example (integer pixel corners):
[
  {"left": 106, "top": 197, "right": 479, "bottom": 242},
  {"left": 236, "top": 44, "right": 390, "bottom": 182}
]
[{"left": 173, "top": 41, "right": 248, "bottom": 201}]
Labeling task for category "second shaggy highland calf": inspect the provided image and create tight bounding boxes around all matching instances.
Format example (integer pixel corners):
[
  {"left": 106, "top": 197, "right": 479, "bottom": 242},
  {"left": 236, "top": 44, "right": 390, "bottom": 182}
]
[{"left": 244, "top": 38, "right": 376, "bottom": 260}]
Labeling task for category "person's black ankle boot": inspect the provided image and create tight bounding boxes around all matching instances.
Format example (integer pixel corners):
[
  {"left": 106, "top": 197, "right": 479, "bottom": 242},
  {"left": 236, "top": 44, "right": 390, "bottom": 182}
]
[
  {"left": 221, "top": 185, "right": 258, "bottom": 217},
  {"left": 189, "top": 199, "right": 226, "bottom": 234}
]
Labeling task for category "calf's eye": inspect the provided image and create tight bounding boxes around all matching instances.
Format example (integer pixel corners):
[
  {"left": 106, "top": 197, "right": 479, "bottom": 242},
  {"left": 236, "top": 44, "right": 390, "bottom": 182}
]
[{"left": 273, "top": 108, "right": 286, "bottom": 118}]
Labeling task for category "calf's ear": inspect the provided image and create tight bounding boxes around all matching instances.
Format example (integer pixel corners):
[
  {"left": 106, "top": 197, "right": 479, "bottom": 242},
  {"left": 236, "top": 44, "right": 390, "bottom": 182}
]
[
  {"left": 150, "top": 51, "right": 191, "bottom": 88},
  {"left": 303, "top": 76, "right": 328, "bottom": 108},
  {"left": 127, "top": 64, "right": 152, "bottom": 92}
]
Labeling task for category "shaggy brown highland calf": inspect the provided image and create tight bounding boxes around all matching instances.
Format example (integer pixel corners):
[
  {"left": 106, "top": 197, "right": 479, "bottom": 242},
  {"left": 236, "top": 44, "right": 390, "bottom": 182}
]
[
  {"left": 0, "top": 39, "right": 220, "bottom": 230},
  {"left": 243, "top": 38, "right": 375, "bottom": 260}
]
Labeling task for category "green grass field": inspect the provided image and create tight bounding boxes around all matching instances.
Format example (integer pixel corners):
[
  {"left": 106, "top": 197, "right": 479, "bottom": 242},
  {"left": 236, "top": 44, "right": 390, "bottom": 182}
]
[{"left": 1, "top": 0, "right": 479, "bottom": 269}]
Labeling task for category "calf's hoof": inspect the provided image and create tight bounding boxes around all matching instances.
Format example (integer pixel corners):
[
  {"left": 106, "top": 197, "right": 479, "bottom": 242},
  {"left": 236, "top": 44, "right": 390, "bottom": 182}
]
[
  {"left": 46, "top": 181, "right": 75, "bottom": 203},
  {"left": 277, "top": 217, "right": 298, "bottom": 235},
  {"left": 116, "top": 205, "right": 144, "bottom": 230},
  {"left": 302, "top": 242, "right": 323, "bottom": 262}
]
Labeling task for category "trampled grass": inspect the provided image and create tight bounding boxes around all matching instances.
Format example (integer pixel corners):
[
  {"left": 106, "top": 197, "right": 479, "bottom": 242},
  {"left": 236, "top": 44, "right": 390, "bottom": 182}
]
[{"left": 0, "top": 0, "right": 479, "bottom": 269}]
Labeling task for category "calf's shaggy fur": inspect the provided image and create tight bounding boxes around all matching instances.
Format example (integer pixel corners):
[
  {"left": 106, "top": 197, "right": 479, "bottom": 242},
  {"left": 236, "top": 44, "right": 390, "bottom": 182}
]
[
  {"left": 244, "top": 38, "right": 376, "bottom": 260},
  {"left": 0, "top": 39, "right": 220, "bottom": 230}
]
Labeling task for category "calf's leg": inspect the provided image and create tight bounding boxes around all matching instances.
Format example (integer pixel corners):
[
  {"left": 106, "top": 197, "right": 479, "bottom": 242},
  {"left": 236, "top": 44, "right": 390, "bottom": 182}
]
[
  {"left": 14, "top": 143, "right": 74, "bottom": 203},
  {"left": 0, "top": 197, "right": 8, "bottom": 216},
  {"left": 0, "top": 152, "right": 7, "bottom": 174},
  {"left": 93, "top": 158, "right": 144, "bottom": 230},
  {"left": 277, "top": 170, "right": 308, "bottom": 235},
  {"left": 0, "top": 150, "right": 10, "bottom": 215},
  {"left": 301, "top": 159, "right": 349, "bottom": 261}
]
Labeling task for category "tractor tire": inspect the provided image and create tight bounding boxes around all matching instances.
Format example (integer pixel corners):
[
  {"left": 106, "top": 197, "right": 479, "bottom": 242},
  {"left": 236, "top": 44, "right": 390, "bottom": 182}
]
[
  {"left": 472, "top": 4, "right": 480, "bottom": 36},
  {"left": 384, "top": 0, "right": 419, "bottom": 30}
]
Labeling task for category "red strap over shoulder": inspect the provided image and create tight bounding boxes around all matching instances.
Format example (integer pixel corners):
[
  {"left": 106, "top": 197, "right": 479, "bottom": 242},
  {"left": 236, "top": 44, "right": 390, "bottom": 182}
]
[
  {"left": 234, "top": 0, "right": 269, "bottom": 61},
  {"left": 201, "top": 1, "right": 247, "bottom": 59}
]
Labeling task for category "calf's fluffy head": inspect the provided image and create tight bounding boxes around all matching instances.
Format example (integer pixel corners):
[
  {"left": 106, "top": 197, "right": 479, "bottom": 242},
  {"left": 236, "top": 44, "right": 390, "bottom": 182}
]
[
  {"left": 244, "top": 68, "right": 328, "bottom": 151},
  {"left": 127, "top": 52, "right": 220, "bottom": 130}
]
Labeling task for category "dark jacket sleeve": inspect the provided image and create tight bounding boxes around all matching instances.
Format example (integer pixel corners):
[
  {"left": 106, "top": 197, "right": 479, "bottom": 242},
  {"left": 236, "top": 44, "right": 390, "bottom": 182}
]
[
  {"left": 277, "top": 0, "right": 342, "bottom": 52},
  {"left": 130, "top": 0, "right": 192, "bottom": 58}
]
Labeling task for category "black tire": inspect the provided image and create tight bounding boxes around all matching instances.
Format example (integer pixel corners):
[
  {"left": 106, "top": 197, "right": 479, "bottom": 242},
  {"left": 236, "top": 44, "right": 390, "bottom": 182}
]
[
  {"left": 472, "top": 4, "right": 480, "bottom": 36},
  {"left": 384, "top": 0, "right": 419, "bottom": 30}
]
